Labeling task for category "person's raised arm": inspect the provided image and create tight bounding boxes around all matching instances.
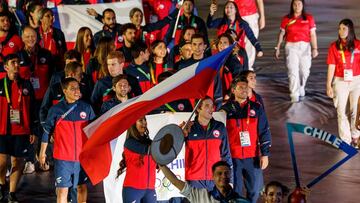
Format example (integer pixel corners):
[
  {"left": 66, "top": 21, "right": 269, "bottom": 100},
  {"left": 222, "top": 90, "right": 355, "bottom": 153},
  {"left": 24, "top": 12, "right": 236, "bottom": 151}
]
[{"left": 159, "top": 165, "right": 185, "bottom": 191}]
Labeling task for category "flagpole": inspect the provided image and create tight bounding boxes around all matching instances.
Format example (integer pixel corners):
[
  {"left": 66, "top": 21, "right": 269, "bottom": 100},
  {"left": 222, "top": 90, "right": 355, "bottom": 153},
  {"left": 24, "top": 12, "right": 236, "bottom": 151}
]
[
  {"left": 172, "top": 0, "right": 184, "bottom": 39},
  {"left": 182, "top": 99, "right": 201, "bottom": 130}
]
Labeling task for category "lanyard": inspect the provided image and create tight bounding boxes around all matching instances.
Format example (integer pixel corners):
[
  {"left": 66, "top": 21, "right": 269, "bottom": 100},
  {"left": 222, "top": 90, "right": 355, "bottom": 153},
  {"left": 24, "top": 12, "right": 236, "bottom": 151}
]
[
  {"left": 228, "top": 20, "right": 237, "bottom": 32},
  {"left": 136, "top": 67, "right": 150, "bottom": 80},
  {"left": 56, "top": 103, "right": 77, "bottom": 126},
  {"left": 181, "top": 15, "right": 196, "bottom": 28},
  {"left": 164, "top": 103, "right": 176, "bottom": 112},
  {"left": 149, "top": 63, "right": 168, "bottom": 84},
  {"left": 340, "top": 44, "right": 355, "bottom": 66},
  {"left": 4, "top": 78, "right": 21, "bottom": 106}
]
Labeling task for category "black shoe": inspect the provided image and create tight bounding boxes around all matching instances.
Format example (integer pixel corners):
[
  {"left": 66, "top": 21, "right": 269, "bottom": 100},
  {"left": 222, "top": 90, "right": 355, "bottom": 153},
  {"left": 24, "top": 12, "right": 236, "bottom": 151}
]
[
  {"left": 0, "top": 184, "right": 3, "bottom": 201},
  {"left": 7, "top": 192, "right": 19, "bottom": 203}
]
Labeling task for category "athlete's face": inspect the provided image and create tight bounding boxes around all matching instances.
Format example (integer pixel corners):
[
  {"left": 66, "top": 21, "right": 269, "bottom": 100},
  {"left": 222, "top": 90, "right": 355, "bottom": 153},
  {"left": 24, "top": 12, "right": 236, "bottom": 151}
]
[
  {"left": 218, "top": 36, "right": 230, "bottom": 52},
  {"left": 136, "top": 117, "right": 147, "bottom": 135},
  {"left": 264, "top": 186, "right": 283, "bottom": 203},
  {"left": 339, "top": 24, "right": 349, "bottom": 40},
  {"left": 212, "top": 165, "right": 231, "bottom": 189},
  {"left": 63, "top": 81, "right": 81, "bottom": 103},
  {"left": 224, "top": 2, "right": 237, "bottom": 18},
  {"left": 292, "top": 0, "right": 303, "bottom": 14},
  {"left": 22, "top": 28, "right": 38, "bottom": 49},
  {"left": 0, "top": 16, "right": 10, "bottom": 32},
  {"left": 180, "top": 44, "right": 192, "bottom": 60},
  {"left": 83, "top": 29, "right": 93, "bottom": 49},
  {"left": 5, "top": 58, "right": 20, "bottom": 80},
  {"left": 183, "top": 29, "right": 195, "bottom": 42},
  {"left": 67, "top": 66, "right": 83, "bottom": 82},
  {"left": 103, "top": 11, "right": 116, "bottom": 29},
  {"left": 123, "top": 28, "right": 136, "bottom": 44},
  {"left": 183, "top": 1, "right": 194, "bottom": 15},
  {"left": 130, "top": 11, "right": 143, "bottom": 27},
  {"left": 197, "top": 98, "right": 214, "bottom": 120},
  {"left": 113, "top": 79, "right": 130, "bottom": 98},
  {"left": 153, "top": 42, "right": 167, "bottom": 58},
  {"left": 232, "top": 81, "right": 248, "bottom": 100},
  {"left": 247, "top": 73, "right": 257, "bottom": 89},
  {"left": 107, "top": 58, "right": 124, "bottom": 77},
  {"left": 40, "top": 11, "right": 54, "bottom": 28},
  {"left": 191, "top": 38, "right": 206, "bottom": 58}
]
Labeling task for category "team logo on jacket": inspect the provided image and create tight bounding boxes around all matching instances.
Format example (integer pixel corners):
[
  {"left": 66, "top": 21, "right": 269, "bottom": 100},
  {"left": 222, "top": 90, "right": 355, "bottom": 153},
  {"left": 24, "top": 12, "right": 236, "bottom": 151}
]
[
  {"left": 58, "top": 40, "right": 62, "bottom": 45},
  {"left": 250, "top": 109, "right": 256, "bottom": 116},
  {"left": 8, "top": 42, "right": 14, "bottom": 48},
  {"left": 158, "top": 4, "right": 164, "bottom": 9},
  {"left": 178, "top": 103, "right": 184, "bottom": 111},
  {"left": 40, "top": 57, "right": 46, "bottom": 63},
  {"left": 118, "top": 36, "right": 123, "bottom": 42},
  {"left": 20, "top": 60, "right": 24, "bottom": 64},
  {"left": 213, "top": 130, "right": 220, "bottom": 138},
  {"left": 22, "top": 88, "right": 29, "bottom": 95},
  {"left": 80, "top": 112, "right": 87, "bottom": 119}
]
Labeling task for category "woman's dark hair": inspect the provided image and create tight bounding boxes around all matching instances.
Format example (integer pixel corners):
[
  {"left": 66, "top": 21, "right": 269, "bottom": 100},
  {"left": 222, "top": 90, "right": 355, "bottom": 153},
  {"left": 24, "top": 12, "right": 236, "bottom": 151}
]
[
  {"left": 116, "top": 118, "right": 151, "bottom": 178},
  {"left": 25, "top": 2, "right": 42, "bottom": 24},
  {"left": 222, "top": 1, "right": 243, "bottom": 24},
  {"left": 288, "top": 0, "right": 307, "bottom": 20},
  {"left": 179, "top": 26, "right": 196, "bottom": 43},
  {"left": 150, "top": 40, "right": 168, "bottom": 64},
  {"left": 264, "top": 181, "right": 290, "bottom": 197},
  {"left": 75, "top": 27, "right": 95, "bottom": 55},
  {"left": 336, "top": 18, "right": 356, "bottom": 51}
]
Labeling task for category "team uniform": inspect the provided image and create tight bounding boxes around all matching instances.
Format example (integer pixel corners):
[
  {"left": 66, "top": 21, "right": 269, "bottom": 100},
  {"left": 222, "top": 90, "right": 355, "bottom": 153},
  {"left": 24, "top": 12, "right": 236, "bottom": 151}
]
[
  {"left": 280, "top": 13, "right": 316, "bottom": 101},
  {"left": 327, "top": 40, "right": 360, "bottom": 144},
  {"left": 0, "top": 76, "right": 35, "bottom": 157},
  {"left": 41, "top": 100, "right": 95, "bottom": 190},
  {"left": 185, "top": 118, "right": 233, "bottom": 191},
  {"left": 93, "top": 23, "right": 122, "bottom": 49},
  {"left": 125, "top": 63, "right": 153, "bottom": 93},
  {"left": 233, "top": 0, "right": 262, "bottom": 69},
  {"left": 220, "top": 99, "right": 271, "bottom": 203},
  {"left": 206, "top": 15, "right": 262, "bottom": 68},
  {"left": 122, "top": 136, "right": 157, "bottom": 203},
  {"left": 0, "top": 33, "right": 23, "bottom": 79}
]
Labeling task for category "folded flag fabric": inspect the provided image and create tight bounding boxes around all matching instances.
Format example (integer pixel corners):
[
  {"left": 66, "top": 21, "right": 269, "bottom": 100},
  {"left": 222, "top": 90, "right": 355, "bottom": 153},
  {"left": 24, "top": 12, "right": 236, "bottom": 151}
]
[{"left": 80, "top": 45, "right": 234, "bottom": 184}]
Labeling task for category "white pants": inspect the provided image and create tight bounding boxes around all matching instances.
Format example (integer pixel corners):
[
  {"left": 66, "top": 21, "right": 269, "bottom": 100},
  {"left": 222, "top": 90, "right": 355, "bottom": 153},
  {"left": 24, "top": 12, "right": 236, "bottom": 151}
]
[
  {"left": 333, "top": 76, "right": 360, "bottom": 144},
  {"left": 285, "top": 42, "right": 312, "bottom": 99},
  {"left": 242, "top": 13, "right": 259, "bottom": 70}
]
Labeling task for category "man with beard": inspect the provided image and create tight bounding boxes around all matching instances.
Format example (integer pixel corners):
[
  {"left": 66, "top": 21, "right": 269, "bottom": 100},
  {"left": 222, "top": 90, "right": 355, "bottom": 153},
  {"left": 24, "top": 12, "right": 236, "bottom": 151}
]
[
  {"left": 117, "top": 23, "right": 137, "bottom": 65},
  {"left": 0, "top": 12, "right": 23, "bottom": 79},
  {"left": 93, "top": 8, "right": 122, "bottom": 49}
]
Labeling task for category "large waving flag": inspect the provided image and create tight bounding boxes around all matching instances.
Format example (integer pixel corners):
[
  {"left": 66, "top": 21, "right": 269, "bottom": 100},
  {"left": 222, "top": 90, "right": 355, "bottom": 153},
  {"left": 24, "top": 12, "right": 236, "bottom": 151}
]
[
  {"left": 51, "top": 0, "right": 144, "bottom": 48},
  {"left": 80, "top": 45, "right": 234, "bottom": 184}
]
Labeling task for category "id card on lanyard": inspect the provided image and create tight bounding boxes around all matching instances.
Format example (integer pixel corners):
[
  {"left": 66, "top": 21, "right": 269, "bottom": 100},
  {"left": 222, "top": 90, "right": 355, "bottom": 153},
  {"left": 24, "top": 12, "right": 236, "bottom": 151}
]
[
  {"left": 238, "top": 103, "right": 251, "bottom": 147},
  {"left": 4, "top": 78, "right": 22, "bottom": 124},
  {"left": 340, "top": 44, "right": 354, "bottom": 82}
]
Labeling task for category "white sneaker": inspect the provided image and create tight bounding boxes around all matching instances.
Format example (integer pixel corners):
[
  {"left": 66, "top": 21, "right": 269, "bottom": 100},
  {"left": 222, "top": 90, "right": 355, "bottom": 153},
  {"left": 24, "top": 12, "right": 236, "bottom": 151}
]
[
  {"left": 291, "top": 96, "right": 299, "bottom": 103},
  {"left": 23, "top": 162, "right": 35, "bottom": 174}
]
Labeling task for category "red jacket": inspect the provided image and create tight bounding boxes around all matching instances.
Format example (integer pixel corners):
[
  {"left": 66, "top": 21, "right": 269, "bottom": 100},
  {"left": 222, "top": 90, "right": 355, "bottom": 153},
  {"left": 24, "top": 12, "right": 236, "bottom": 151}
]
[
  {"left": 41, "top": 100, "right": 95, "bottom": 161},
  {"left": 123, "top": 137, "right": 157, "bottom": 189},
  {"left": 0, "top": 77, "right": 35, "bottom": 135}
]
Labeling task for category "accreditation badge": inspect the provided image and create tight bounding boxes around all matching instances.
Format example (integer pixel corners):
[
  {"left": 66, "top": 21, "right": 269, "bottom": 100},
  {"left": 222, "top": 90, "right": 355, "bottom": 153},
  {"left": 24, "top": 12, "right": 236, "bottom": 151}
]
[
  {"left": 344, "top": 69, "right": 353, "bottom": 82},
  {"left": 30, "top": 77, "right": 40, "bottom": 89},
  {"left": 10, "top": 108, "right": 21, "bottom": 124},
  {"left": 239, "top": 131, "right": 251, "bottom": 147}
]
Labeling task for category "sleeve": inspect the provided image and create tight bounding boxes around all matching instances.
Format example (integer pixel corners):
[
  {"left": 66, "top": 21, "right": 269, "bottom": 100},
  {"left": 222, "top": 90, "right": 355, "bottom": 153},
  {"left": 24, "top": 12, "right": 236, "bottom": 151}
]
[
  {"left": 206, "top": 15, "right": 223, "bottom": 29},
  {"left": 197, "top": 18, "right": 209, "bottom": 45},
  {"left": 95, "top": 14, "right": 103, "bottom": 23},
  {"left": 88, "top": 105, "right": 97, "bottom": 121},
  {"left": 41, "top": 106, "right": 58, "bottom": 143},
  {"left": 280, "top": 16, "right": 288, "bottom": 31},
  {"left": 257, "top": 105, "right": 271, "bottom": 156},
  {"left": 179, "top": 182, "right": 206, "bottom": 202},
  {"left": 127, "top": 74, "right": 143, "bottom": 96},
  {"left": 143, "top": 8, "right": 179, "bottom": 32},
  {"left": 59, "top": 31, "right": 67, "bottom": 53},
  {"left": 164, "top": 19, "right": 176, "bottom": 45},
  {"left": 220, "top": 124, "right": 233, "bottom": 183},
  {"left": 242, "top": 21, "right": 262, "bottom": 52},
  {"left": 39, "top": 86, "right": 53, "bottom": 125},
  {"left": 100, "top": 101, "right": 110, "bottom": 115},
  {"left": 213, "top": 73, "right": 223, "bottom": 110},
  {"left": 327, "top": 43, "right": 337, "bottom": 65},
  {"left": 308, "top": 15, "right": 316, "bottom": 30}
]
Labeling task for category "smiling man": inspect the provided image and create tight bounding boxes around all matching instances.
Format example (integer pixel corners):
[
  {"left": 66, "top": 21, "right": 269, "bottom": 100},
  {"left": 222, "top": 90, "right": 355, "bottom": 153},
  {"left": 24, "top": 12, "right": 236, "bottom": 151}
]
[{"left": 159, "top": 161, "right": 249, "bottom": 203}]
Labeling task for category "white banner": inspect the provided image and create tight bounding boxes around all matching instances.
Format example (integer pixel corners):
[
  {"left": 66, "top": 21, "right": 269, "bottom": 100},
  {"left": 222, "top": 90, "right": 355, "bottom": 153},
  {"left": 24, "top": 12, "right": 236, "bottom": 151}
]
[
  {"left": 56, "top": 0, "right": 144, "bottom": 43},
  {"left": 103, "top": 112, "right": 226, "bottom": 202}
]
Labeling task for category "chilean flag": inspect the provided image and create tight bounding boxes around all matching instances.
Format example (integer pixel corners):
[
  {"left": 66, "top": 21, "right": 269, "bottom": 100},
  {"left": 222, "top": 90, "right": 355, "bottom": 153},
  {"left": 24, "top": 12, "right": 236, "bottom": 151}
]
[{"left": 80, "top": 45, "right": 234, "bottom": 184}]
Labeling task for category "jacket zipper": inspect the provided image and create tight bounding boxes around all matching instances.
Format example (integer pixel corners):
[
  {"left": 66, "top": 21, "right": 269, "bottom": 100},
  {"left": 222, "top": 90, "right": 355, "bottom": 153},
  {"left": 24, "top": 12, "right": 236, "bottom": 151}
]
[
  {"left": 73, "top": 122, "right": 77, "bottom": 161},
  {"left": 147, "top": 146, "right": 150, "bottom": 188}
]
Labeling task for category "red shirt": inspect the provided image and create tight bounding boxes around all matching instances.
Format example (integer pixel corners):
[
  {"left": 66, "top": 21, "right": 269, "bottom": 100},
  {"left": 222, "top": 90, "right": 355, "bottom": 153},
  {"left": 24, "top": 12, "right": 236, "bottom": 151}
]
[
  {"left": 327, "top": 40, "right": 360, "bottom": 77},
  {"left": 233, "top": 0, "right": 258, "bottom": 16},
  {"left": 82, "top": 51, "right": 91, "bottom": 70},
  {"left": 0, "top": 34, "right": 23, "bottom": 63},
  {"left": 280, "top": 13, "right": 316, "bottom": 43}
]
